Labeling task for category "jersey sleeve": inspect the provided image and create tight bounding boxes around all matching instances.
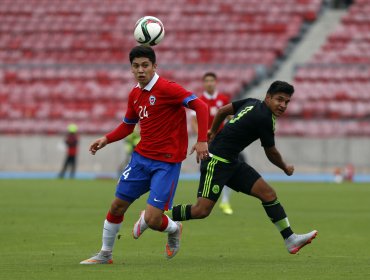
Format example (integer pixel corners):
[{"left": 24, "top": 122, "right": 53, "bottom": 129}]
[
  {"left": 259, "top": 115, "right": 275, "bottom": 148},
  {"left": 123, "top": 92, "right": 139, "bottom": 124},
  {"left": 166, "top": 81, "right": 197, "bottom": 107}
]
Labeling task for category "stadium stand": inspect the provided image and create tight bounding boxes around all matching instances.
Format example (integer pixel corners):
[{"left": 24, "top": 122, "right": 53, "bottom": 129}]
[
  {"left": 0, "top": 0, "right": 323, "bottom": 134},
  {"left": 278, "top": 0, "right": 370, "bottom": 136}
]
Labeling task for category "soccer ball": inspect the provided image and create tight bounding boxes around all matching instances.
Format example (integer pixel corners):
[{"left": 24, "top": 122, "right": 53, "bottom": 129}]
[{"left": 134, "top": 16, "right": 165, "bottom": 46}]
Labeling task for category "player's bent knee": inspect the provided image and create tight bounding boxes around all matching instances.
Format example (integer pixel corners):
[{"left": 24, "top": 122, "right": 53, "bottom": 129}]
[
  {"left": 110, "top": 199, "right": 129, "bottom": 216},
  {"left": 110, "top": 208, "right": 123, "bottom": 216},
  {"left": 259, "top": 189, "right": 277, "bottom": 202},
  {"left": 251, "top": 179, "right": 277, "bottom": 202}
]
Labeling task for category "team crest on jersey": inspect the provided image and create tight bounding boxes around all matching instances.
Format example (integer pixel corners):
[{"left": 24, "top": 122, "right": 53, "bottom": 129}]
[
  {"left": 216, "top": 100, "right": 223, "bottom": 107},
  {"left": 149, "top": 95, "right": 156, "bottom": 105}
]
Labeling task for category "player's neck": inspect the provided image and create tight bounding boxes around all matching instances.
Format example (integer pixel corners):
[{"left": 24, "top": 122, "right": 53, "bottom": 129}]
[
  {"left": 139, "top": 82, "right": 149, "bottom": 89},
  {"left": 203, "top": 91, "right": 218, "bottom": 99}
]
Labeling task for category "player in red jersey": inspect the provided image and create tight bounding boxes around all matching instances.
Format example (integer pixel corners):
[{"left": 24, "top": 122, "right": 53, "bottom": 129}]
[
  {"left": 58, "top": 123, "right": 79, "bottom": 179},
  {"left": 80, "top": 46, "right": 209, "bottom": 264},
  {"left": 191, "top": 72, "right": 240, "bottom": 215},
  {"left": 191, "top": 73, "right": 230, "bottom": 135}
]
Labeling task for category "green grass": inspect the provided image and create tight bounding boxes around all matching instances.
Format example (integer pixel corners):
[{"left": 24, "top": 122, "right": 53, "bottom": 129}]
[{"left": 0, "top": 179, "right": 369, "bottom": 280}]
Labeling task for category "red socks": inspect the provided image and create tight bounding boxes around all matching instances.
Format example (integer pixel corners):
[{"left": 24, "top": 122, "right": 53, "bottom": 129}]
[{"left": 106, "top": 212, "right": 124, "bottom": 224}]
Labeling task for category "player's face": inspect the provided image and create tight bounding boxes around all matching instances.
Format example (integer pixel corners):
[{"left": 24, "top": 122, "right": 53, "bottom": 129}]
[
  {"left": 131, "top": 57, "right": 157, "bottom": 88},
  {"left": 203, "top": 76, "right": 217, "bottom": 94},
  {"left": 265, "top": 92, "right": 291, "bottom": 117}
]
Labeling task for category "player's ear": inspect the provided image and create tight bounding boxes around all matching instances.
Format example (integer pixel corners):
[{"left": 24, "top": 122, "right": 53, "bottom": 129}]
[
  {"left": 153, "top": 63, "right": 157, "bottom": 70},
  {"left": 265, "top": 93, "right": 272, "bottom": 103}
]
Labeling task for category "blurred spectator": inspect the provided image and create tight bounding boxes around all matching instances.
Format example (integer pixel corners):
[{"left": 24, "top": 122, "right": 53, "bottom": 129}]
[
  {"left": 333, "top": 164, "right": 355, "bottom": 183},
  {"left": 333, "top": 167, "right": 343, "bottom": 183},
  {"left": 58, "top": 124, "right": 79, "bottom": 179},
  {"left": 343, "top": 163, "right": 355, "bottom": 182}
]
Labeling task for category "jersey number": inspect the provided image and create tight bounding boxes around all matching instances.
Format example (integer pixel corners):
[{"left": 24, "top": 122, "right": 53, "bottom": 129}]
[
  {"left": 122, "top": 167, "right": 131, "bottom": 180},
  {"left": 229, "top": 106, "right": 254, "bottom": 124},
  {"left": 139, "top": 106, "right": 148, "bottom": 119}
]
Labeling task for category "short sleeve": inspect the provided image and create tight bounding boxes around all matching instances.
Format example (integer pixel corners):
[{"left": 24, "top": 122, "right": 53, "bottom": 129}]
[
  {"left": 259, "top": 116, "right": 275, "bottom": 148},
  {"left": 166, "top": 81, "right": 196, "bottom": 107}
]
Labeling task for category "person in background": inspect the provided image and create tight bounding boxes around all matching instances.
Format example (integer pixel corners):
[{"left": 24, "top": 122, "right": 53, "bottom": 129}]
[
  {"left": 58, "top": 123, "right": 79, "bottom": 179},
  {"left": 191, "top": 72, "right": 244, "bottom": 215}
]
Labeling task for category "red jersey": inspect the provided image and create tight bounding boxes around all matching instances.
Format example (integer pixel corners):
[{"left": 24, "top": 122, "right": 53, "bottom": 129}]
[
  {"left": 124, "top": 74, "right": 197, "bottom": 163},
  {"left": 66, "top": 133, "right": 78, "bottom": 156},
  {"left": 199, "top": 92, "right": 230, "bottom": 130}
]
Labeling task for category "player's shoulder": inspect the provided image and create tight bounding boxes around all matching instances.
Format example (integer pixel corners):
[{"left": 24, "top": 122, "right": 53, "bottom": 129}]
[
  {"left": 234, "top": 97, "right": 261, "bottom": 108},
  {"left": 255, "top": 101, "right": 274, "bottom": 124},
  {"left": 128, "top": 86, "right": 140, "bottom": 99},
  {"left": 155, "top": 76, "right": 187, "bottom": 93},
  {"left": 156, "top": 76, "right": 180, "bottom": 87}
]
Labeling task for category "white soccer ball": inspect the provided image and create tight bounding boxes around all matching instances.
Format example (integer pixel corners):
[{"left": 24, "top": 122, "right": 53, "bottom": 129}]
[{"left": 134, "top": 16, "right": 165, "bottom": 46}]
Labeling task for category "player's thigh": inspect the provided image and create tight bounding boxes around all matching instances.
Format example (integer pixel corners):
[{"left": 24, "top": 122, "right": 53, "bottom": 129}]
[
  {"left": 148, "top": 161, "right": 182, "bottom": 211},
  {"left": 226, "top": 162, "right": 261, "bottom": 195},
  {"left": 197, "top": 158, "right": 231, "bottom": 202},
  {"left": 115, "top": 152, "right": 151, "bottom": 203}
]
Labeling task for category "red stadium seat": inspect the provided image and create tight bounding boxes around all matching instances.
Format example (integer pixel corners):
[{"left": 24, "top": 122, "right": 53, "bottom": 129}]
[{"left": 0, "top": 0, "right": 325, "bottom": 134}]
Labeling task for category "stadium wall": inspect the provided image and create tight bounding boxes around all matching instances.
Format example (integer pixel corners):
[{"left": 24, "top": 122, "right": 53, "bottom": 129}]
[{"left": 1, "top": 136, "right": 369, "bottom": 176}]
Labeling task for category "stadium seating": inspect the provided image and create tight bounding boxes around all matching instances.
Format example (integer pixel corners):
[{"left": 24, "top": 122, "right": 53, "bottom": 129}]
[
  {"left": 0, "top": 0, "right": 323, "bottom": 134},
  {"left": 279, "top": 0, "right": 370, "bottom": 136}
]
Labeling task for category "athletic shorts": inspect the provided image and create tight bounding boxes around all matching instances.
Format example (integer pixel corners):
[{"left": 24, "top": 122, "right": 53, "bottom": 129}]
[
  {"left": 115, "top": 152, "right": 181, "bottom": 211},
  {"left": 198, "top": 155, "right": 261, "bottom": 201}
]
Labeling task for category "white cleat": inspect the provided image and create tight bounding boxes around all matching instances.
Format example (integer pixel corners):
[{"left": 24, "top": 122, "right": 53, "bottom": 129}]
[
  {"left": 80, "top": 252, "right": 113, "bottom": 264},
  {"left": 165, "top": 222, "right": 182, "bottom": 259},
  {"left": 285, "top": 230, "right": 318, "bottom": 254},
  {"left": 132, "top": 211, "right": 146, "bottom": 239}
]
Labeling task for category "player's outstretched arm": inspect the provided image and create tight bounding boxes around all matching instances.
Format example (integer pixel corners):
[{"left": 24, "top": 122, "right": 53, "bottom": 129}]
[
  {"left": 188, "top": 98, "right": 209, "bottom": 163},
  {"left": 89, "top": 123, "right": 135, "bottom": 155},
  {"left": 188, "top": 98, "right": 208, "bottom": 141},
  {"left": 209, "top": 104, "right": 234, "bottom": 139},
  {"left": 264, "top": 146, "right": 294, "bottom": 176},
  {"left": 89, "top": 136, "right": 108, "bottom": 155}
]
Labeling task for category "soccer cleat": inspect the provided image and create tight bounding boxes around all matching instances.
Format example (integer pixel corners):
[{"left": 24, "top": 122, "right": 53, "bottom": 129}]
[
  {"left": 132, "top": 211, "right": 146, "bottom": 239},
  {"left": 219, "top": 202, "right": 233, "bottom": 215},
  {"left": 79, "top": 252, "right": 113, "bottom": 264},
  {"left": 285, "top": 230, "right": 318, "bottom": 254},
  {"left": 165, "top": 222, "right": 182, "bottom": 259}
]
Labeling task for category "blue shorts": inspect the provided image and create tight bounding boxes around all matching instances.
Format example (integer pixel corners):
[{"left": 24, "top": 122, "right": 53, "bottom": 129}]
[{"left": 115, "top": 152, "right": 182, "bottom": 211}]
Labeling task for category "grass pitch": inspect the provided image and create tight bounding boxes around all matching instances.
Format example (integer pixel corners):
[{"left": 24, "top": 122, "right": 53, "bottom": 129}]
[{"left": 0, "top": 179, "right": 369, "bottom": 280}]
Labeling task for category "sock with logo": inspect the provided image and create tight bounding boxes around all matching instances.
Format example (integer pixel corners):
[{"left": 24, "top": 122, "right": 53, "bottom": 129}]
[
  {"left": 262, "top": 199, "right": 293, "bottom": 239},
  {"left": 171, "top": 204, "right": 192, "bottom": 221}
]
